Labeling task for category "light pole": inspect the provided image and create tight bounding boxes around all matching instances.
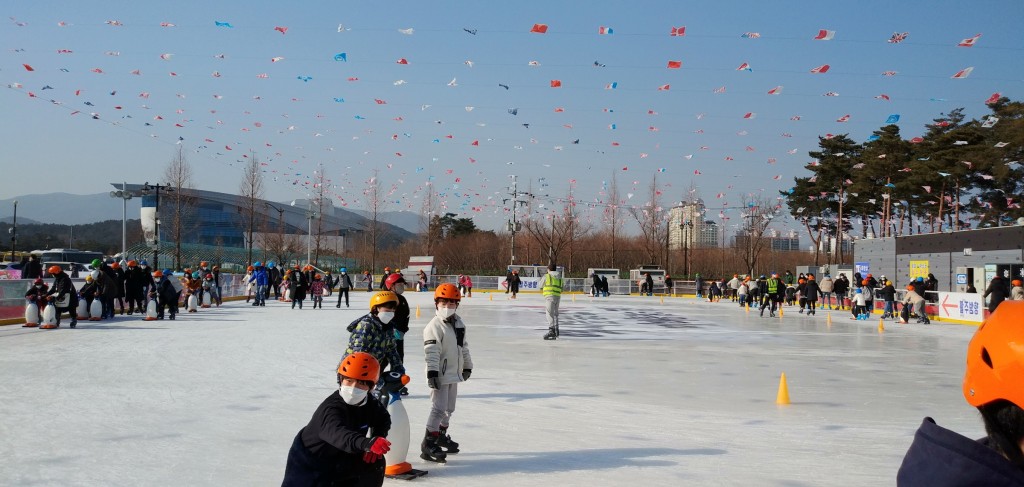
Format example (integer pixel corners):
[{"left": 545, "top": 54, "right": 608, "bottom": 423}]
[
  {"left": 292, "top": 200, "right": 316, "bottom": 265},
  {"left": 109, "top": 182, "right": 134, "bottom": 258},
  {"left": 681, "top": 220, "right": 693, "bottom": 278},
  {"left": 9, "top": 200, "right": 16, "bottom": 261},
  {"left": 265, "top": 202, "right": 286, "bottom": 265},
  {"left": 142, "top": 182, "right": 171, "bottom": 269}
]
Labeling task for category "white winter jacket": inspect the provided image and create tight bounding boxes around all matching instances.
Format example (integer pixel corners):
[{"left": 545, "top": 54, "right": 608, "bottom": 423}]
[{"left": 423, "top": 314, "right": 474, "bottom": 386}]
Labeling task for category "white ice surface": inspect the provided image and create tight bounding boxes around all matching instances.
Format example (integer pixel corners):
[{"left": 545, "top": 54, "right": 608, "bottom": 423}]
[{"left": 0, "top": 292, "right": 982, "bottom": 486}]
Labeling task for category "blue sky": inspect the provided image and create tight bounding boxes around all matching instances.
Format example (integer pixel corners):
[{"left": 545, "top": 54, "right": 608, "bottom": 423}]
[{"left": 2, "top": 1, "right": 1021, "bottom": 235}]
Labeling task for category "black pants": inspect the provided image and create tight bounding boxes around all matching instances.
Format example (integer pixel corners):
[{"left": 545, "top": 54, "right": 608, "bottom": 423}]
[{"left": 337, "top": 288, "right": 350, "bottom": 307}]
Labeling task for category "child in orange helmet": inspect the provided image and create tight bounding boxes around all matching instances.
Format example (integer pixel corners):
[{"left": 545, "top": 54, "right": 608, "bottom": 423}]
[
  {"left": 283, "top": 352, "right": 392, "bottom": 486},
  {"left": 420, "top": 283, "right": 473, "bottom": 463},
  {"left": 898, "top": 302, "right": 1024, "bottom": 483}
]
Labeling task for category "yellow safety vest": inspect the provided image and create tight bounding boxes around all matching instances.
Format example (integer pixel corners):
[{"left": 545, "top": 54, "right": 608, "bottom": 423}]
[{"left": 542, "top": 273, "right": 563, "bottom": 296}]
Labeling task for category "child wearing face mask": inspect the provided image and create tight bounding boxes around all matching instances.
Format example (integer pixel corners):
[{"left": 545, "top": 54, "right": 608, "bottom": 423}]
[
  {"left": 345, "top": 291, "right": 405, "bottom": 385},
  {"left": 283, "top": 352, "right": 392, "bottom": 486},
  {"left": 420, "top": 283, "right": 474, "bottom": 464},
  {"left": 384, "top": 274, "right": 411, "bottom": 398}
]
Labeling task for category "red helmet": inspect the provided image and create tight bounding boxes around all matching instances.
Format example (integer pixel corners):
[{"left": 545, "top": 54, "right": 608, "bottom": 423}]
[
  {"left": 385, "top": 273, "right": 406, "bottom": 290},
  {"left": 338, "top": 352, "right": 380, "bottom": 384},
  {"left": 48, "top": 265, "right": 62, "bottom": 274}
]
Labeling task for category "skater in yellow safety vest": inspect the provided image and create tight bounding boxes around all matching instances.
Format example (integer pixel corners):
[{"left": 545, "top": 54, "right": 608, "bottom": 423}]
[{"left": 542, "top": 264, "right": 563, "bottom": 340}]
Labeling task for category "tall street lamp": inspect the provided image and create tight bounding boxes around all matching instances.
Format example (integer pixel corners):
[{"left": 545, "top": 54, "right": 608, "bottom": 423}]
[
  {"left": 109, "top": 182, "right": 135, "bottom": 259},
  {"left": 141, "top": 182, "right": 171, "bottom": 269},
  {"left": 681, "top": 220, "right": 693, "bottom": 278},
  {"left": 292, "top": 200, "right": 317, "bottom": 265},
  {"left": 265, "top": 202, "right": 286, "bottom": 264}
]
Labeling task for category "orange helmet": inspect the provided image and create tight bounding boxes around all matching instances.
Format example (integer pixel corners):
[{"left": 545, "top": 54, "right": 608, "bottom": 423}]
[
  {"left": 127, "top": 260, "right": 138, "bottom": 267},
  {"left": 184, "top": 268, "right": 192, "bottom": 274},
  {"left": 200, "top": 261, "right": 209, "bottom": 267},
  {"left": 111, "top": 262, "right": 121, "bottom": 269},
  {"left": 247, "top": 265, "right": 255, "bottom": 271},
  {"left": 862, "top": 279, "right": 870, "bottom": 286},
  {"left": 435, "top": 283, "right": 462, "bottom": 301},
  {"left": 314, "top": 273, "right": 322, "bottom": 280},
  {"left": 48, "top": 265, "right": 62, "bottom": 274},
  {"left": 152, "top": 270, "right": 164, "bottom": 278},
  {"left": 1013, "top": 279, "right": 1022, "bottom": 287},
  {"left": 369, "top": 291, "right": 399, "bottom": 310},
  {"left": 963, "top": 301, "right": 1024, "bottom": 409},
  {"left": 338, "top": 352, "right": 380, "bottom": 384},
  {"left": 906, "top": 284, "right": 915, "bottom": 291},
  {"left": 304, "top": 265, "right": 313, "bottom": 271}
]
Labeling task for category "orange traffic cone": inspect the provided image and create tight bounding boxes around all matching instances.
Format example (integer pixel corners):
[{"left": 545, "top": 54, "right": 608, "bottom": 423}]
[{"left": 776, "top": 373, "right": 791, "bottom": 405}]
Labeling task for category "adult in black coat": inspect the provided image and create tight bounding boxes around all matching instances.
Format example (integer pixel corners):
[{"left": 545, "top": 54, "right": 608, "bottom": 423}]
[
  {"left": 283, "top": 353, "right": 391, "bottom": 487},
  {"left": 384, "top": 274, "right": 411, "bottom": 362},
  {"left": 269, "top": 264, "right": 283, "bottom": 299},
  {"left": 22, "top": 255, "right": 43, "bottom": 279},
  {"left": 984, "top": 276, "right": 1010, "bottom": 313}
]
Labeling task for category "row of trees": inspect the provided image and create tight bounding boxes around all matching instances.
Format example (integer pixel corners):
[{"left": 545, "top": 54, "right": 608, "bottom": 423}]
[{"left": 785, "top": 98, "right": 1024, "bottom": 265}]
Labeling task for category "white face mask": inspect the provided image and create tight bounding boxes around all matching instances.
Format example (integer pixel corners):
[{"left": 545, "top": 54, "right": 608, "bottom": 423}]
[
  {"left": 436, "top": 307, "right": 457, "bottom": 320},
  {"left": 393, "top": 284, "right": 405, "bottom": 295},
  {"left": 339, "top": 384, "right": 368, "bottom": 406},
  {"left": 377, "top": 311, "right": 395, "bottom": 324}
]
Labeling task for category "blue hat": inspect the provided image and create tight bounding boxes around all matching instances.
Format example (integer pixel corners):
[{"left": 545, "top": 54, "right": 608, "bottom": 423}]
[
  {"left": 163, "top": 269, "right": 172, "bottom": 276},
  {"left": 140, "top": 259, "right": 148, "bottom": 266},
  {"left": 340, "top": 267, "right": 347, "bottom": 272},
  {"left": 855, "top": 288, "right": 862, "bottom": 293},
  {"left": 916, "top": 277, "right": 924, "bottom": 282},
  {"left": 268, "top": 261, "right": 276, "bottom": 268},
  {"left": 253, "top": 261, "right": 262, "bottom": 267}
]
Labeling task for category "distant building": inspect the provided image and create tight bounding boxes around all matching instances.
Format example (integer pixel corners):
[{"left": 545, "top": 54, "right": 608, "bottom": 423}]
[
  {"left": 112, "top": 183, "right": 411, "bottom": 251},
  {"left": 732, "top": 230, "right": 801, "bottom": 251},
  {"left": 668, "top": 200, "right": 719, "bottom": 249}
]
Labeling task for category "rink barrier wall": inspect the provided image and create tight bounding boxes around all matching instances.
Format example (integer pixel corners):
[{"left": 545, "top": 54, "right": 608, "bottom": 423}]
[{"left": 0, "top": 275, "right": 990, "bottom": 327}]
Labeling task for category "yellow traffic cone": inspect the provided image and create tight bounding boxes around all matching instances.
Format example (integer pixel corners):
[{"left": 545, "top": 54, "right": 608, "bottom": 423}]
[
  {"left": 776, "top": 373, "right": 791, "bottom": 405},
  {"left": 878, "top": 318, "right": 885, "bottom": 333},
  {"left": 572, "top": 294, "right": 576, "bottom": 302},
  {"left": 779, "top": 307, "right": 784, "bottom": 318},
  {"left": 745, "top": 303, "right": 750, "bottom": 313},
  {"left": 826, "top": 312, "right": 832, "bottom": 326},
  {"left": 489, "top": 293, "right": 492, "bottom": 301},
  {"left": 660, "top": 294, "right": 665, "bottom": 304},
  {"left": 415, "top": 305, "right": 421, "bottom": 318}
]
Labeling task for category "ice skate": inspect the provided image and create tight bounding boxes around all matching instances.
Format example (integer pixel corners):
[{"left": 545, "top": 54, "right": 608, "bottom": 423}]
[
  {"left": 543, "top": 329, "right": 557, "bottom": 340},
  {"left": 436, "top": 427, "right": 459, "bottom": 454},
  {"left": 420, "top": 430, "right": 447, "bottom": 463}
]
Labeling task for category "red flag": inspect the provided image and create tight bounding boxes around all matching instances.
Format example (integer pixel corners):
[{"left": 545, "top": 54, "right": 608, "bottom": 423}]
[
  {"left": 951, "top": 67, "right": 973, "bottom": 79},
  {"left": 396, "top": 58, "right": 409, "bottom": 65},
  {"left": 670, "top": 26, "right": 685, "bottom": 37},
  {"left": 471, "top": 140, "right": 479, "bottom": 146},
  {"left": 550, "top": 79, "right": 562, "bottom": 88},
  {"left": 743, "top": 112, "right": 756, "bottom": 119},
  {"left": 813, "top": 29, "right": 835, "bottom": 40},
  {"left": 657, "top": 84, "right": 670, "bottom": 91},
  {"left": 810, "top": 64, "right": 830, "bottom": 73},
  {"left": 667, "top": 60, "right": 682, "bottom": 69},
  {"left": 985, "top": 92, "right": 1001, "bottom": 105},
  {"left": 22, "top": 64, "right": 34, "bottom": 71},
  {"left": 957, "top": 33, "right": 981, "bottom": 47},
  {"left": 530, "top": 23, "right": 548, "bottom": 34}
]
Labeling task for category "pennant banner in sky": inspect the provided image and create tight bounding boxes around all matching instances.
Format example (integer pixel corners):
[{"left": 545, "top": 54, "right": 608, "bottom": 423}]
[{"left": 814, "top": 29, "right": 835, "bottom": 40}]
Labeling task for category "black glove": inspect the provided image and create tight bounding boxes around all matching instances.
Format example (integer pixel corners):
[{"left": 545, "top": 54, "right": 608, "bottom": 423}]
[
  {"left": 427, "top": 370, "right": 440, "bottom": 389},
  {"left": 462, "top": 369, "right": 472, "bottom": 381}
]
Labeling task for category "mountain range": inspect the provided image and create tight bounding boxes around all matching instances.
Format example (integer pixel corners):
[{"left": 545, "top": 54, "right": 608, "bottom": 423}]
[{"left": 0, "top": 193, "right": 423, "bottom": 234}]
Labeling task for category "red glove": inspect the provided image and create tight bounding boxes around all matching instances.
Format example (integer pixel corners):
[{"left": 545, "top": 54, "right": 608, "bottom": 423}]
[
  {"left": 368, "top": 436, "right": 391, "bottom": 455},
  {"left": 362, "top": 452, "right": 381, "bottom": 463}
]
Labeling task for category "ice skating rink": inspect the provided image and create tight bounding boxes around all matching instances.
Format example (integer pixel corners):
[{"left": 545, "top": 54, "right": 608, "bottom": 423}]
[{"left": 0, "top": 292, "right": 980, "bottom": 486}]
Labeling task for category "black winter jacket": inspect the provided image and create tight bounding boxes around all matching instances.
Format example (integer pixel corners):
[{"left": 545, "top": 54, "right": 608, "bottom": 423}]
[
  {"left": 897, "top": 417, "right": 1024, "bottom": 486},
  {"left": 282, "top": 391, "right": 390, "bottom": 486}
]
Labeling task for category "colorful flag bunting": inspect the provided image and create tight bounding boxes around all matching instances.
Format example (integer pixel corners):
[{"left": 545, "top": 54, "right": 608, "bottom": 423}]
[
  {"left": 670, "top": 26, "right": 685, "bottom": 37},
  {"left": 957, "top": 33, "right": 981, "bottom": 47},
  {"left": 810, "top": 64, "right": 830, "bottom": 73},
  {"left": 667, "top": 60, "right": 682, "bottom": 69},
  {"left": 951, "top": 67, "right": 973, "bottom": 78},
  {"left": 530, "top": 23, "right": 548, "bottom": 34},
  {"left": 813, "top": 29, "right": 835, "bottom": 40}
]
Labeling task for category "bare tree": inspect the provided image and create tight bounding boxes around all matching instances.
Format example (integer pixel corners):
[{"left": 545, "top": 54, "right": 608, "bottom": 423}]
[
  {"left": 605, "top": 171, "right": 621, "bottom": 269},
  {"left": 736, "top": 194, "right": 782, "bottom": 275},
  {"left": 627, "top": 175, "right": 667, "bottom": 265},
  {"left": 522, "top": 188, "right": 592, "bottom": 266},
  {"left": 238, "top": 153, "right": 264, "bottom": 266},
  {"left": 363, "top": 170, "right": 390, "bottom": 273},
  {"left": 162, "top": 146, "right": 196, "bottom": 270},
  {"left": 420, "top": 183, "right": 441, "bottom": 255}
]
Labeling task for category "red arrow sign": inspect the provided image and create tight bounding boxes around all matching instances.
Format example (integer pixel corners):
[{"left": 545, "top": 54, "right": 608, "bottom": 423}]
[{"left": 941, "top": 295, "right": 958, "bottom": 317}]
